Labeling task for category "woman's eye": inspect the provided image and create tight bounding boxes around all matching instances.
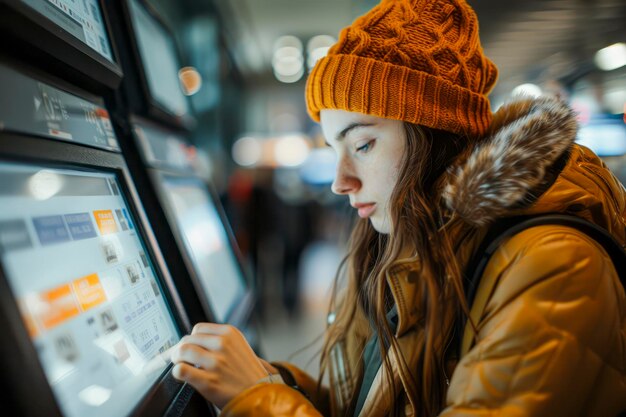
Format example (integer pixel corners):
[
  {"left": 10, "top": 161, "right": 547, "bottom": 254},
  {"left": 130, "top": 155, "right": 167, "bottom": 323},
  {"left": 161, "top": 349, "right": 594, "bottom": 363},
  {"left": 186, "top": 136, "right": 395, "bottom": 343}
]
[{"left": 356, "top": 140, "right": 374, "bottom": 153}]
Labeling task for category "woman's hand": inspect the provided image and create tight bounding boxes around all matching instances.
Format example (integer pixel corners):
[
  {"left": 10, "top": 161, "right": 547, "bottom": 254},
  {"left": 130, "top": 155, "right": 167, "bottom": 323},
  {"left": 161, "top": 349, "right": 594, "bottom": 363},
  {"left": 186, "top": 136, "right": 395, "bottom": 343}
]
[
  {"left": 258, "top": 358, "right": 279, "bottom": 375},
  {"left": 170, "top": 322, "right": 269, "bottom": 408}
]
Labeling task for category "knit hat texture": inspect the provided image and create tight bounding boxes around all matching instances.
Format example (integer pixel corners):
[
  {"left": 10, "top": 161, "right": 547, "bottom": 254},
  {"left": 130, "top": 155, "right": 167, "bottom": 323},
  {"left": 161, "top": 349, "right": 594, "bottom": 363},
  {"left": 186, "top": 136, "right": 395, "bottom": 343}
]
[{"left": 306, "top": 0, "right": 498, "bottom": 137}]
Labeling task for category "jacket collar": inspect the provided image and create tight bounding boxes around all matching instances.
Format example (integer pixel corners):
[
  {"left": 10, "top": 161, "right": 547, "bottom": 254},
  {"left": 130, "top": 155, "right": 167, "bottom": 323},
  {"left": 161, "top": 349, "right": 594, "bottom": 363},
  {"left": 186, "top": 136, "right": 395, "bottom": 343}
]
[
  {"left": 443, "top": 96, "right": 578, "bottom": 227},
  {"left": 386, "top": 259, "right": 422, "bottom": 337},
  {"left": 389, "top": 96, "right": 580, "bottom": 337}
]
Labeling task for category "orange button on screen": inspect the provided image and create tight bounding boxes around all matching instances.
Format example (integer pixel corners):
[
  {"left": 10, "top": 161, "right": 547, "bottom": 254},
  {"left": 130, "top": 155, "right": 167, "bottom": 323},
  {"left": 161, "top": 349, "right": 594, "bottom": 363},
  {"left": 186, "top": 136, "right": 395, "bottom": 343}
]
[
  {"left": 73, "top": 273, "right": 107, "bottom": 312},
  {"left": 93, "top": 210, "right": 119, "bottom": 235},
  {"left": 39, "top": 284, "right": 80, "bottom": 329}
]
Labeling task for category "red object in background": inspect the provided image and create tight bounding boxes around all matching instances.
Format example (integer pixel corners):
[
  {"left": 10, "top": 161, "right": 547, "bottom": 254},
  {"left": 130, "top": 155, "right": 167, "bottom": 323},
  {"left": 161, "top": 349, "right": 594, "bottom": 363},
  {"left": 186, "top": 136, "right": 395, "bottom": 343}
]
[{"left": 228, "top": 170, "right": 254, "bottom": 203}]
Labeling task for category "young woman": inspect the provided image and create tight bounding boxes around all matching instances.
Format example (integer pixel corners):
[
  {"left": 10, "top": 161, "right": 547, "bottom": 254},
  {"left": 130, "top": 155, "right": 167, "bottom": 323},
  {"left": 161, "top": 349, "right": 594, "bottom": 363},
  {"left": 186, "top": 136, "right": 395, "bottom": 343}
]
[{"left": 170, "top": 0, "right": 626, "bottom": 415}]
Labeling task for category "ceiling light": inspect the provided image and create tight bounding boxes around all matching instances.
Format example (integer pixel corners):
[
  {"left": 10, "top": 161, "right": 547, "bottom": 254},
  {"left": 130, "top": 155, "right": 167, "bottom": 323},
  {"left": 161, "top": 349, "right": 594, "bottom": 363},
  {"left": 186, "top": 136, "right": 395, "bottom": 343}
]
[
  {"left": 307, "top": 35, "right": 335, "bottom": 69},
  {"left": 178, "top": 67, "right": 202, "bottom": 96},
  {"left": 273, "top": 36, "right": 304, "bottom": 83},
  {"left": 307, "top": 35, "right": 335, "bottom": 51},
  {"left": 595, "top": 43, "right": 626, "bottom": 71},
  {"left": 511, "top": 83, "right": 542, "bottom": 98},
  {"left": 307, "top": 46, "right": 330, "bottom": 70},
  {"left": 274, "top": 46, "right": 302, "bottom": 60},
  {"left": 274, "top": 67, "right": 304, "bottom": 84},
  {"left": 274, "top": 135, "right": 310, "bottom": 167},
  {"left": 273, "top": 55, "right": 303, "bottom": 77},
  {"left": 274, "top": 35, "right": 302, "bottom": 52},
  {"left": 232, "top": 136, "right": 262, "bottom": 167}
]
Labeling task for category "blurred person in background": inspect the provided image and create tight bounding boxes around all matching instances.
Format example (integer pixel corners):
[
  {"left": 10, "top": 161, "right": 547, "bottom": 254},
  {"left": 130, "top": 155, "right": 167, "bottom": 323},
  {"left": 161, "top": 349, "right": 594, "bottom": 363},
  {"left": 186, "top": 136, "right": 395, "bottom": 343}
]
[{"left": 170, "top": 0, "right": 626, "bottom": 416}]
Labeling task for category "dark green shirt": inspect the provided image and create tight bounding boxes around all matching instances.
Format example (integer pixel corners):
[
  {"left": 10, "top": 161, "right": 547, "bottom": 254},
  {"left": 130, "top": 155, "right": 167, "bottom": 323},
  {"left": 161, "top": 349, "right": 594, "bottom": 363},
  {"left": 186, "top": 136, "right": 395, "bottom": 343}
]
[{"left": 353, "top": 306, "right": 398, "bottom": 417}]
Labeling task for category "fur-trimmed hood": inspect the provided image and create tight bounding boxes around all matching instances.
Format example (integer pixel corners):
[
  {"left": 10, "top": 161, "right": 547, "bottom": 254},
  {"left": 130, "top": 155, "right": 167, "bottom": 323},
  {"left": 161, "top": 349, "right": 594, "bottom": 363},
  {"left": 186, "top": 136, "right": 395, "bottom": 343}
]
[{"left": 443, "top": 96, "right": 626, "bottom": 243}]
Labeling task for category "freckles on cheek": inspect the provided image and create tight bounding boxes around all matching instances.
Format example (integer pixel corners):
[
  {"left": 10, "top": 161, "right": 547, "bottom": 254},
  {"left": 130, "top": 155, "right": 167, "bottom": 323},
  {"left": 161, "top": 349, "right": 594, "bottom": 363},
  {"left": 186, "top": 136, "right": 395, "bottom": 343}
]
[
  {"left": 393, "top": 162, "right": 404, "bottom": 182},
  {"left": 384, "top": 157, "right": 402, "bottom": 186},
  {"left": 368, "top": 157, "right": 388, "bottom": 189}
]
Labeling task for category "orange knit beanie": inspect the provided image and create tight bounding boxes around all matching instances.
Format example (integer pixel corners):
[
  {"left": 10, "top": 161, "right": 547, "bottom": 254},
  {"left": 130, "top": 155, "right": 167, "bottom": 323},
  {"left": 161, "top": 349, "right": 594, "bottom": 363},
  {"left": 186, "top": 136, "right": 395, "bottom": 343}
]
[{"left": 306, "top": 0, "right": 498, "bottom": 137}]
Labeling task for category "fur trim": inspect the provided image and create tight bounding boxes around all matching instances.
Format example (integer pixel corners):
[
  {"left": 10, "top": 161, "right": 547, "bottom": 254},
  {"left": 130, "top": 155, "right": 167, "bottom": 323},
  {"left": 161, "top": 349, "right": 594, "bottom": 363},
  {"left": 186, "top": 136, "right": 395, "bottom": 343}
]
[{"left": 443, "top": 96, "right": 578, "bottom": 227}]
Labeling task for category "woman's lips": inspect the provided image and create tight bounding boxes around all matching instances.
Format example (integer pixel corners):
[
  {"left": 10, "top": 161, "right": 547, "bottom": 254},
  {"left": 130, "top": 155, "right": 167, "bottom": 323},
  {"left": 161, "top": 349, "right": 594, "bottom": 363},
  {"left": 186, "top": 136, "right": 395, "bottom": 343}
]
[{"left": 355, "top": 203, "right": 376, "bottom": 218}]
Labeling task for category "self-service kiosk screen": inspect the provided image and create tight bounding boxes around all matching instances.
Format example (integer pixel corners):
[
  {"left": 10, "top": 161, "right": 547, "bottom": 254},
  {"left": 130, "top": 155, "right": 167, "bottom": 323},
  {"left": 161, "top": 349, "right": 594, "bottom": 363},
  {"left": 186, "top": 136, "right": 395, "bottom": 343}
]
[
  {"left": 0, "top": 162, "right": 181, "bottom": 417},
  {"left": 19, "top": 0, "right": 114, "bottom": 62},
  {"left": 128, "top": 0, "right": 189, "bottom": 118},
  {"left": 160, "top": 176, "right": 246, "bottom": 323}
]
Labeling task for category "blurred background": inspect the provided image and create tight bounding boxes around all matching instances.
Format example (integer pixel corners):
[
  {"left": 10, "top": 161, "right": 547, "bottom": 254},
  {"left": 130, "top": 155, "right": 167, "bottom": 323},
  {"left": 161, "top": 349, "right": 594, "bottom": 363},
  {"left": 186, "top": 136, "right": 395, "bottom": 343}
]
[{"left": 145, "top": 0, "right": 626, "bottom": 376}]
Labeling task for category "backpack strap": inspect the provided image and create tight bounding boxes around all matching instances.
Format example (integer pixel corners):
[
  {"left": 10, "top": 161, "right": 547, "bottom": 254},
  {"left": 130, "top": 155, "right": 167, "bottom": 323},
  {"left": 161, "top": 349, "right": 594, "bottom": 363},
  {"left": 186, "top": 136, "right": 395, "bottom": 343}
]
[{"left": 457, "top": 213, "right": 626, "bottom": 357}]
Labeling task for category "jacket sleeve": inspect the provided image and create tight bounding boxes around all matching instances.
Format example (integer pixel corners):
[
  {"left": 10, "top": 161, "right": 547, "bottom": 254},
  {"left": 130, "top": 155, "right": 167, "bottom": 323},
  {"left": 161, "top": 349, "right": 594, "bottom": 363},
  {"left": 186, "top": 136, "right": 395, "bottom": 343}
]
[
  {"left": 220, "top": 384, "right": 323, "bottom": 417},
  {"left": 220, "top": 362, "right": 329, "bottom": 417},
  {"left": 440, "top": 226, "right": 624, "bottom": 416}
]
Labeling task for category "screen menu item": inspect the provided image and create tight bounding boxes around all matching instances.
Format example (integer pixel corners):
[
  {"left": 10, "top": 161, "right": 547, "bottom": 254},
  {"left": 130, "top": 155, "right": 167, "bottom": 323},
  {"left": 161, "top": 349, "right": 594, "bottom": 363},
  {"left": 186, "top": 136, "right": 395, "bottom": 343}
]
[
  {"left": 128, "top": 0, "right": 190, "bottom": 118},
  {"left": 160, "top": 176, "right": 246, "bottom": 322},
  {"left": 0, "top": 163, "right": 180, "bottom": 417},
  {"left": 19, "top": 0, "right": 114, "bottom": 62}
]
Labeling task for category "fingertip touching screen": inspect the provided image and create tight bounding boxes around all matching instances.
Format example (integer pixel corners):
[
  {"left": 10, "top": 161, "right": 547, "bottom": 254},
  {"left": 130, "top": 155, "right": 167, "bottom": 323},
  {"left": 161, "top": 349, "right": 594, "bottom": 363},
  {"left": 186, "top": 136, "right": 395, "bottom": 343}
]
[
  {"left": 0, "top": 162, "right": 181, "bottom": 417},
  {"left": 19, "top": 0, "right": 115, "bottom": 62},
  {"left": 160, "top": 176, "right": 247, "bottom": 323}
]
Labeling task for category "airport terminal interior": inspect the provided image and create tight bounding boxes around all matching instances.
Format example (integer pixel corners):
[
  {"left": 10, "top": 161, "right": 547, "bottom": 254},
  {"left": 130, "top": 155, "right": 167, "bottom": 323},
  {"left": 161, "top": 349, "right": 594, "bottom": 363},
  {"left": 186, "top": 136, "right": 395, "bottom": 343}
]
[{"left": 0, "top": 0, "right": 624, "bottom": 416}]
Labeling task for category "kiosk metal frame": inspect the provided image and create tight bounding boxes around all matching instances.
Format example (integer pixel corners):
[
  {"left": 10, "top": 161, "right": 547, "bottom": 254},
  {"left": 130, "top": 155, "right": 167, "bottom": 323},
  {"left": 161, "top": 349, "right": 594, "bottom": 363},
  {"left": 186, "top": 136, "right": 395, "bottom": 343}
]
[{"left": 0, "top": 0, "right": 123, "bottom": 90}]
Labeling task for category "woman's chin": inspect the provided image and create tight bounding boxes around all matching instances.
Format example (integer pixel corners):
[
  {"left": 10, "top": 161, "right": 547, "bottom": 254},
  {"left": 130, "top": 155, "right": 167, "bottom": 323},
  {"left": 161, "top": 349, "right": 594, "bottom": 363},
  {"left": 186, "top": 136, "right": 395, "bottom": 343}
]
[{"left": 370, "top": 216, "right": 391, "bottom": 235}]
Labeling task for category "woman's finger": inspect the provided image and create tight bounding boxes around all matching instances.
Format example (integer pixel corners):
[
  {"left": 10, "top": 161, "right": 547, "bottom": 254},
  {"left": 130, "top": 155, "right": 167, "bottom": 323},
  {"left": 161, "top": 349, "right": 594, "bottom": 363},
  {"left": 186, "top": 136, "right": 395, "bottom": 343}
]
[
  {"left": 192, "top": 322, "right": 235, "bottom": 336},
  {"left": 258, "top": 358, "right": 279, "bottom": 374},
  {"left": 171, "top": 342, "right": 216, "bottom": 371},
  {"left": 171, "top": 363, "right": 216, "bottom": 396},
  {"left": 180, "top": 334, "right": 222, "bottom": 351}
]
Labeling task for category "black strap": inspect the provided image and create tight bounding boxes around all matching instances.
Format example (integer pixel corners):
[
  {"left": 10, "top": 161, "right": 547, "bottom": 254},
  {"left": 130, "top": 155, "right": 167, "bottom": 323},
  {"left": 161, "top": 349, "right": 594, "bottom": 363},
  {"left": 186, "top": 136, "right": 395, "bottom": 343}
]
[
  {"left": 273, "top": 364, "right": 310, "bottom": 400},
  {"left": 458, "top": 213, "right": 626, "bottom": 356}
]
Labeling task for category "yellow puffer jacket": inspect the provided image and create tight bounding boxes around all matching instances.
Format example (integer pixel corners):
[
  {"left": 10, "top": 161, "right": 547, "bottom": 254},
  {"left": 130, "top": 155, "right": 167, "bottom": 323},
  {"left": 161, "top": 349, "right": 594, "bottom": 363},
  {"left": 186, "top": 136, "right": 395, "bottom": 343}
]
[{"left": 221, "top": 97, "right": 626, "bottom": 417}]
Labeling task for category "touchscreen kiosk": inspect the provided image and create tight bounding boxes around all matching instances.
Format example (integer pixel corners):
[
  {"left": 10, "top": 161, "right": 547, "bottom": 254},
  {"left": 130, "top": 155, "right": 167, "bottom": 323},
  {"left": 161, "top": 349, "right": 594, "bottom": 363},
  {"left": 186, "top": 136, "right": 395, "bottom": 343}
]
[
  {"left": 0, "top": 0, "right": 122, "bottom": 88},
  {"left": 0, "top": 163, "right": 181, "bottom": 417},
  {"left": 126, "top": 0, "right": 189, "bottom": 119},
  {"left": 159, "top": 176, "right": 248, "bottom": 323},
  {"left": 129, "top": 120, "right": 252, "bottom": 325},
  {"left": 19, "top": 0, "right": 114, "bottom": 62}
]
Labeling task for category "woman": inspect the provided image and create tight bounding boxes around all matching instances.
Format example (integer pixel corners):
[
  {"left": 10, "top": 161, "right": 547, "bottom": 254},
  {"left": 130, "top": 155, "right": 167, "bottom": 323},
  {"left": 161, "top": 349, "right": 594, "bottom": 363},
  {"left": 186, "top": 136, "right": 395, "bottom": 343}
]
[{"left": 170, "top": 0, "right": 626, "bottom": 415}]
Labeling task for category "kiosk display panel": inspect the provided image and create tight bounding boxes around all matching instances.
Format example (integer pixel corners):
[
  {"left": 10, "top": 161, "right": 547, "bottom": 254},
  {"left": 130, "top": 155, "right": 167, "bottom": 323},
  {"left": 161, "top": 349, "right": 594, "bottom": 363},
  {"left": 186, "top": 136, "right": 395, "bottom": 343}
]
[
  {"left": 18, "top": 0, "right": 114, "bottom": 62},
  {"left": 0, "top": 162, "right": 181, "bottom": 417},
  {"left": 0, "top": 0, "right": 123, "bottom": 88},
  {"left": 159, "top": 175, "right": 247, "bottom": 323},
  {"left": 0, "top": 63, "right": 119, "bottom": 152},
  {"left": 127, "top": 0, "right": 189, "bottom": 119}
]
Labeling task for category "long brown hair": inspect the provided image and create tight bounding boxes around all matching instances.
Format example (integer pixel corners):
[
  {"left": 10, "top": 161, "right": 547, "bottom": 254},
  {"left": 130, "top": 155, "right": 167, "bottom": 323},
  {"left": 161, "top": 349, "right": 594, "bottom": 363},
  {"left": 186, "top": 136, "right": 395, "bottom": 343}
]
[{"left": 319, "top": 122, "right": 471, "bottom": 417}]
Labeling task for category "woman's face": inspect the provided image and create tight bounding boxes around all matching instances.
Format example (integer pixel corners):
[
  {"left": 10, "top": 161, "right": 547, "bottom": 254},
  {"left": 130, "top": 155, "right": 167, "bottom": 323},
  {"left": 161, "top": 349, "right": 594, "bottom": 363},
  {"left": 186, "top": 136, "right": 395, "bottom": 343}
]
[{"left": 321, "top": 109, "right": 406, "bottom": 234}]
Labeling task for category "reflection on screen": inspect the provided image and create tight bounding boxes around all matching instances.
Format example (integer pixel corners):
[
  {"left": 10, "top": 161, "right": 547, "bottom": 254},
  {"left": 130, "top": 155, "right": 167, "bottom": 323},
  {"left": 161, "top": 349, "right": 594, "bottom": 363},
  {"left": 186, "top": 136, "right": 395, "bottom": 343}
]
[
  {"left": 128, "top": 0, "right": 189, "bottom": 117},
  {"left": 161, "top": 176, "right": 246, "bottom": 322},
  {"left": 0, "top": 163, "right": 180, "bottom": 417},
  {"left": 20, "top": 0, "right": 114, "bottom": 62}
]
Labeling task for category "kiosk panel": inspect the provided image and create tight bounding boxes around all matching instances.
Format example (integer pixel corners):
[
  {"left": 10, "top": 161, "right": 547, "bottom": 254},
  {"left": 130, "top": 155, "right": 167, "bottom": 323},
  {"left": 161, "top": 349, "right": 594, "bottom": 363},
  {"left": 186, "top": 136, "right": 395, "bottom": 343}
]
[
  {"left": 19, "top": 0, "right": 114, "bottom": 62},
  {"left": 0, "top": 162, "right": 180, "bottom": 417},
  {"left": 160, "top": 176, "right": 247, "bottom": 323},
  {"left": 0, "top": 63, "right": 119, "bottom": 152},
  {"left": 127, "top": 0, "right": 189, "bottom": 118}
]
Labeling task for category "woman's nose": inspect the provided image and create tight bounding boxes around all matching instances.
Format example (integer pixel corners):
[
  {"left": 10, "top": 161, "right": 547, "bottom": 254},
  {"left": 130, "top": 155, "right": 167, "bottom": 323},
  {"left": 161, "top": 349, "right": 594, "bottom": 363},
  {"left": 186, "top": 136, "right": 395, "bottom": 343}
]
[{"left": 331, "top": 159, "right": 360, "bottom": 195}]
